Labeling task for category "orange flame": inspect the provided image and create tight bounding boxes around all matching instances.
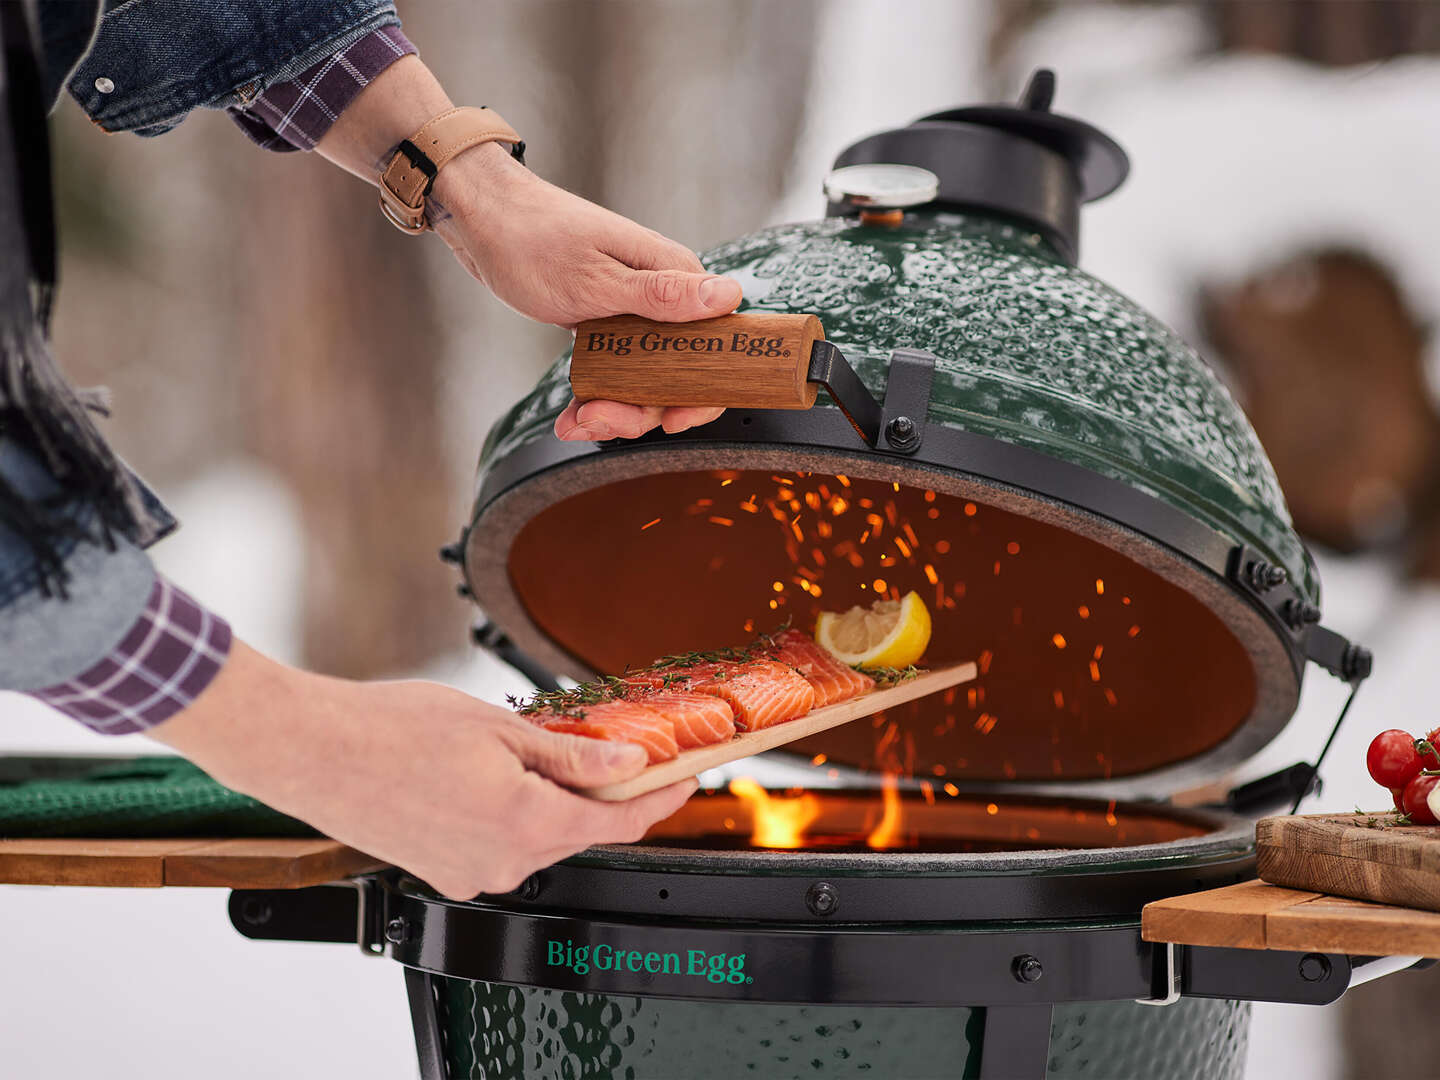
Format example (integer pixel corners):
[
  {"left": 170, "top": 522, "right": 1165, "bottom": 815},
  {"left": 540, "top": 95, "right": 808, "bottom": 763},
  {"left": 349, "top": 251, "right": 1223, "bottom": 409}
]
[
  {"left": 728, "top": 777, "right": 820, "bottom": 849},
  {"left": 865, "top": 773, "right": 904, "bottom": 849}
]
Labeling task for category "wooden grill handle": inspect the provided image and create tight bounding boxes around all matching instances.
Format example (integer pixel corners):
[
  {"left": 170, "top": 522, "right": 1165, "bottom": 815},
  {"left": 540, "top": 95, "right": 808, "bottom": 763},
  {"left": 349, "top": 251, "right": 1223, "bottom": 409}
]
[{"left": 570, "top": 313, "right": 825, "bottom": 409}]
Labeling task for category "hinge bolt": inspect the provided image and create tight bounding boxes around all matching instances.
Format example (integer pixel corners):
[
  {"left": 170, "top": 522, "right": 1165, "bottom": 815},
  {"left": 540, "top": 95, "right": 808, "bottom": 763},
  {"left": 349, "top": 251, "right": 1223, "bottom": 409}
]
[
  {"left": 1298, "top": 953, "right": 1331, "bottom": 982},
  {"left": 516, "top": 875, "right": 542, "bottom": 901},
  {"left": 1012, "top": 954, "right": 1044, "bottom": 983},
  {"left": 885, "top": 416, "right": 920, "bottom": 452},
  {"left": 439, "top": 542, "right": 463, "bottom": 564},
  {"left": 1246, "top": 561, "right": 1288, "bottom": 591},
  {"left": 238, "top": 897, "right": 272, "bottom": 926},
  {"left": 1343, "top": 644, "right": 1374, "bottom": 682},
  {"left": 384, "top": 917, "right": 408, "bottom": 945},
  {"left": 1283, "top": 599, "right": 1322, "bottom": 629},
  {"left": 805, "top": 881, "right": 839, "bottom": 917}
]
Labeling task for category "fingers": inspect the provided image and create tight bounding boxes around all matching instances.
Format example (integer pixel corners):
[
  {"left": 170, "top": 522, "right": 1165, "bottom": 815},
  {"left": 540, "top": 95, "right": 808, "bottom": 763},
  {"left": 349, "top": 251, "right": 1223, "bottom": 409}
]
[
  {"left": 512, "top": 724, "right": 648, "bottom": 787},
  {"left": 660, "top": 406, "right": 725, "bottom": 434},
  {"left": 616, "top": 268, "right": 743, "bottom": 323},
  {"left": 542, "top": 778, "right": 699, "bottom": 853},
  {"left": 554, "top": 398, "right": 665, "bottom": 441},
  {"left": 554, "top": 400, "right": 726, "bottom": 441},
  {"left": 600, "top": 220, "right": 706, "bottom": 274}
]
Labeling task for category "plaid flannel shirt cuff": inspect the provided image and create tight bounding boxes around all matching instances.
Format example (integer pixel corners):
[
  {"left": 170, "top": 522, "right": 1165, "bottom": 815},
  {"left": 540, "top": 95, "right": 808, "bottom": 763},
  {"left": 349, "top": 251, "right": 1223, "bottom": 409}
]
[
  {"left": 229, "top": 24, "right": 417, "bottom": 152},
  {"left": 28, "top": 576, "right": 232, "bottom": 735}
]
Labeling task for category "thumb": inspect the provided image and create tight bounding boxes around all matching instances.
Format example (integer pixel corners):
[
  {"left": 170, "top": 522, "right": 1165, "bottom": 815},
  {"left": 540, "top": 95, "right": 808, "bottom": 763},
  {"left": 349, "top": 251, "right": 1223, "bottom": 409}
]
[
  {"left": 617, "top": 269, "right": 742, "bottom": 321},
  {"left": 515, "top": 726, "right": 649, "bottom": 787}
]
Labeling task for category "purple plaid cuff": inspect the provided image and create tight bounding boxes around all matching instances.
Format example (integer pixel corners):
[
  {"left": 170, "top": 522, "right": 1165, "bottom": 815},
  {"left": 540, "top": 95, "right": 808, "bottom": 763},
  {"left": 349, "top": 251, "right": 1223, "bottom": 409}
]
[
  {"left": 29, "top": 576, "right": 232, "bottom": 736},
  {"left": 229, "top": 25, "right": 417, "bottom": 152}
]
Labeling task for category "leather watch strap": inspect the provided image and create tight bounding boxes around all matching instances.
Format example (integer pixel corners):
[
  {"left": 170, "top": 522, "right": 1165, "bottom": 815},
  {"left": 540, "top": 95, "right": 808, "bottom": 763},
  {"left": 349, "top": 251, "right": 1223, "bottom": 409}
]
[{"left": 378, "top": 106, "right": 524, "bottom": 233}]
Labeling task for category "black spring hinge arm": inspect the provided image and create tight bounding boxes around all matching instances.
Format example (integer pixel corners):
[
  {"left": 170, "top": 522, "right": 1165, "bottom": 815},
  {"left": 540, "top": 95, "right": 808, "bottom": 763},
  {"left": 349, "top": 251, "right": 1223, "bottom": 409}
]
[{"left": 806, "top": 341, "right": 936, "bottom": 453}]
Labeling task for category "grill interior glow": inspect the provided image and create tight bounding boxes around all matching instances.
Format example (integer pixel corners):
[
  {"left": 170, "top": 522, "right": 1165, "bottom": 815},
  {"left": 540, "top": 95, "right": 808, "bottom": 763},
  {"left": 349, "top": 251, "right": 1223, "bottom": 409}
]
[
  {"left": 508, "top": 468, "right": 1257, "bottom": 783},
  {"left": 640, "top": 788, "right": 1211, "bottom": 853}
]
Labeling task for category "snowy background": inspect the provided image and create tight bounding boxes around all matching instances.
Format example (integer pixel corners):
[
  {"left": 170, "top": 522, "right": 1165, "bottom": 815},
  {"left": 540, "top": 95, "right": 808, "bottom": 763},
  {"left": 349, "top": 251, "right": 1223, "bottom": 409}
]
[{"left": 5, "top": 2, "right": 1439, "bottom": 1077}]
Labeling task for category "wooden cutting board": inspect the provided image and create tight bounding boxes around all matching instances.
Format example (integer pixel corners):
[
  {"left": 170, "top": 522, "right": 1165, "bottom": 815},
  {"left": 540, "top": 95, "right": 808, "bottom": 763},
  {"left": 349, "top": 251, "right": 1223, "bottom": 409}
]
[
  {"left": 580, "top": 660, "right": 977, "bottom": 802},
  {"left": 1256, "top": 812, "right": 1440, "bottom": 913}
]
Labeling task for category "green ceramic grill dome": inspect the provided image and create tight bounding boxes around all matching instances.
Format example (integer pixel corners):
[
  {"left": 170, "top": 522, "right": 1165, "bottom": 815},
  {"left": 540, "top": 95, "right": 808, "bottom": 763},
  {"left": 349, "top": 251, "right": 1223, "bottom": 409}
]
[{"left": 461, "top": 71, "right": 1365, "bottom": 798}]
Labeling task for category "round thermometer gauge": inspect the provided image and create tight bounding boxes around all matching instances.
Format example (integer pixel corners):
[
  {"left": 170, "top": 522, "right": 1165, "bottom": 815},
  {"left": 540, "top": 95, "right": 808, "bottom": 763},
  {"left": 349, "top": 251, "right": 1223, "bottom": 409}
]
[{"left": 823, "top": 164, "right": 940, "bottom": 209}]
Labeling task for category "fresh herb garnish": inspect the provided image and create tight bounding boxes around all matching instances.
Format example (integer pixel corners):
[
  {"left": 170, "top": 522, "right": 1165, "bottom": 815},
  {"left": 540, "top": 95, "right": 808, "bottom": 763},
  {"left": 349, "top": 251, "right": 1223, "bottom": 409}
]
[{"left": 862, "top": 665, "right": 922, "bottom": 688}]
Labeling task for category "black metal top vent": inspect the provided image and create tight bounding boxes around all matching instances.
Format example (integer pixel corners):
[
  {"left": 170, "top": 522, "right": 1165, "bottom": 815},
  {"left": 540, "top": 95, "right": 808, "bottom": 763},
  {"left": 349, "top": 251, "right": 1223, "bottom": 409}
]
[{"left": 827, "top": 69, "right": 1130, "bottom": 263}]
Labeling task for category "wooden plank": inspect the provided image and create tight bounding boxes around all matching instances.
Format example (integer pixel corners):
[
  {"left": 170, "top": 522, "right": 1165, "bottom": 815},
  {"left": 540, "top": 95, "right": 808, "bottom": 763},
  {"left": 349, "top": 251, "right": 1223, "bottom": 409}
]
[
  {"left": 0, "top": 838, "right": 385, "bottom": 889},
  {"left": 1256, "top": 813, "right": 1440, "bottom": 912},
  {"left": 581, "top": 660, "right": 978, "bottom": 802},
  {"left": 1141, "top": 880, "right": 1322, "bottom": 949},
  {"left": 163, "top": 838, "right": 387, "bottom": 889},
  {"left": 1267, "top": 895, "right": 1440, "bottom": 957},
  {"left": 0, "top": 839, "right": 206, "bottom": 887},
  {"left": 1144, "top": 879, "right": 1440, "bottom": 958}
]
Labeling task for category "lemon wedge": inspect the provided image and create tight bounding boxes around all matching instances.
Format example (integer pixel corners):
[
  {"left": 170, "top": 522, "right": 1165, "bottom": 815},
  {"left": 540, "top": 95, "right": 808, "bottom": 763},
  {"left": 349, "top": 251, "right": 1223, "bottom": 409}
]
[{"left": 815, "top": 591, "right": 932, "bottom": 669}]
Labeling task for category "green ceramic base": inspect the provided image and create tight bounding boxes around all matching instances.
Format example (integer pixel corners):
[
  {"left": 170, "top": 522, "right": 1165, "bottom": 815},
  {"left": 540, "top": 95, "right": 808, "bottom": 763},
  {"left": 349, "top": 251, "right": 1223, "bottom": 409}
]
[{"left": 433, "top": 979, "right": 1249, "bottom": 1080}]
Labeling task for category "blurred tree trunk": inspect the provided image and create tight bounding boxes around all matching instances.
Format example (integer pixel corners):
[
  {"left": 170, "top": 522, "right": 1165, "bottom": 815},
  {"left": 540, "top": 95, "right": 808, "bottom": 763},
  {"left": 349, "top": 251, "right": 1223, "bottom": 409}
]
[
  {"left": 240, "top": 161, "right": 461, "bottom": 678},
  {"left": 1213, "top": 0, "right": 1440, "bottom": 63}
]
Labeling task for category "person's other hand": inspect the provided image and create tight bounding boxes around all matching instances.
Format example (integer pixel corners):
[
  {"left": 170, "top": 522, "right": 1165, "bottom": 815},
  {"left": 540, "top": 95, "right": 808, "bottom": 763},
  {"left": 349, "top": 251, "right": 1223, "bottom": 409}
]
[
  {"left": 431, "top": 144, "right": 738, "bottom": 442},
  {"left": 151, "top": 640, "right": 695, "bottom": 899}
]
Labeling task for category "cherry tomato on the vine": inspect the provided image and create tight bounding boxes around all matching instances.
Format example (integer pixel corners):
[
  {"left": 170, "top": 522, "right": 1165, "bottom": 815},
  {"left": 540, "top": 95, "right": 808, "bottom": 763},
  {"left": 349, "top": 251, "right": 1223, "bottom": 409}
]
[
  {"left": 1368, "top": 730, "right": 1424, "bottom": 790},
  {"left": 1403, "top": 774, "right": 1440, "bottom": 825}
]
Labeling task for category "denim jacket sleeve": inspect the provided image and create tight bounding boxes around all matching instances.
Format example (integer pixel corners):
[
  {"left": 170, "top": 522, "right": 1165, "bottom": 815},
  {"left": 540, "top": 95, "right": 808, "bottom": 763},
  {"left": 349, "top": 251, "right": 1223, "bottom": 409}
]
[
  {"left": 0, "top": 436, "right": 156, "bottom": 691},
  {"left": 48, "top": 0, "right": 401, "bottom": 138}
]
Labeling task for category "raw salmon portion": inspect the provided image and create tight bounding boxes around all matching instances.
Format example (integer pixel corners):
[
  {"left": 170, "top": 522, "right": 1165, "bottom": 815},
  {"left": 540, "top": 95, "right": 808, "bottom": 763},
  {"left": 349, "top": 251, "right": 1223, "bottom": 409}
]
[
  {"left": 623, "top": 660, "right": 740, "bottom": 692},
  {"left": 764, "top": 629, "right": 874, "bottom": 707},
  {"left": 535, "top": 700, "right": 678, "bottom": 763},
  {"left": 626, "top": 690, "right": 736, "bottom": 749},
  {"left": 690, "top": 660, "right": 815, "bottom": 731}
]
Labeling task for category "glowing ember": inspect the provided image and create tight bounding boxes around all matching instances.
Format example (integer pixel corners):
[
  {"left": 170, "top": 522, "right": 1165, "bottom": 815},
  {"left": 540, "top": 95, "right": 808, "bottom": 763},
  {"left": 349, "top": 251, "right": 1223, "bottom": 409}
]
[
  {"left": 865, "top": 773, "right": 904, "bottom": 849},
  {"left": 727, "top": 777, "right": 821, "bottom": 849},
  {"left": 640, "top": 517, "right": 661, "bottom": 531}
]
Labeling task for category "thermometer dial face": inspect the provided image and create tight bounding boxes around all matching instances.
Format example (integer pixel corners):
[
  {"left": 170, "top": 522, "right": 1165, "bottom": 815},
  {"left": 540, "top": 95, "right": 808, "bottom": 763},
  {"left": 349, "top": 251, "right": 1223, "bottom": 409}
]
[{"left": 823, "top": 164, "right": 940, "bottom": 209}]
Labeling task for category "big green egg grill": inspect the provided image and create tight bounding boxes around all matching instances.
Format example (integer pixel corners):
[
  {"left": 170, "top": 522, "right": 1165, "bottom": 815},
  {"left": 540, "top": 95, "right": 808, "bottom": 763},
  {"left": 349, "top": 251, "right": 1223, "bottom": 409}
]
[{"left": 243, "top": 73, "right": 1390, "bottom": 1079}]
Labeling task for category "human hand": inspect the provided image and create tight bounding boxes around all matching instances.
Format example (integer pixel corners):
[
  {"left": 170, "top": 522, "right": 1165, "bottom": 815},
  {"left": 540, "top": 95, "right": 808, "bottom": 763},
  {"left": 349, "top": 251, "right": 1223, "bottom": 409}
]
[
  {"left": 151, "top": 640, "right": 696, "bottom": 899},
  {"left": 430, "top": 144, "right": 739, "bottom": 442}
]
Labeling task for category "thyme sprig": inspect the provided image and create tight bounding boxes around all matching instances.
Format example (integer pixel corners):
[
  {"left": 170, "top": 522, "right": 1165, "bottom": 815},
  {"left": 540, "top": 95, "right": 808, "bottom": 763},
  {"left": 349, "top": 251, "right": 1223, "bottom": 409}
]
[
  {"left": 861, "top": 665, "right": 922, "bottom": 688},
  {"left": 1351, "top": 806, "right": 1410, "bottom": 828},
  {"left": 508, "top": 675, "right": 628, "bottom": 716}
]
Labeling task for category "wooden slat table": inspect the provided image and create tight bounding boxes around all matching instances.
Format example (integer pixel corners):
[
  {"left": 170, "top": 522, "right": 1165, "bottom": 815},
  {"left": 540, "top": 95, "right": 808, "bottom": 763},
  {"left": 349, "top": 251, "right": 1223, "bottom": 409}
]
[
  {"left": 0, "top": 837, "right": 387, "bottom": 889},
  {"left": 1143, "top": 878, "right": 1440, "bottom": 958}
]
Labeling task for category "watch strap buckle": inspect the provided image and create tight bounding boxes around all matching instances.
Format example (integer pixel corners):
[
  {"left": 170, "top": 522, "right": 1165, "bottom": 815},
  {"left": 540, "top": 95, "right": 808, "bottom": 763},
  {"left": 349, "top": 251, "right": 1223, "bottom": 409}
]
[{"left": 378, "top": 106, "right": 523, "bottom": 235}]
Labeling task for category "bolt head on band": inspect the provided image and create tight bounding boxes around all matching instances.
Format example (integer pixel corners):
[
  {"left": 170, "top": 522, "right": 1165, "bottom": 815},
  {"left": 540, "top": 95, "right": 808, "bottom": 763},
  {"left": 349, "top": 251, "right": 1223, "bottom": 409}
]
[{"left": 378, "top": 106, "right": 525, "bottom": 234}]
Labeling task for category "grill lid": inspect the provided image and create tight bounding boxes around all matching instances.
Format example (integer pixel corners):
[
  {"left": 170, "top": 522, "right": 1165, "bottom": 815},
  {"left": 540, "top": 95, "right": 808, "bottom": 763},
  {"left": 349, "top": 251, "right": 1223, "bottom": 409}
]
[{"left": 455, "top": 73, "right": 1368, "bottom": 801}]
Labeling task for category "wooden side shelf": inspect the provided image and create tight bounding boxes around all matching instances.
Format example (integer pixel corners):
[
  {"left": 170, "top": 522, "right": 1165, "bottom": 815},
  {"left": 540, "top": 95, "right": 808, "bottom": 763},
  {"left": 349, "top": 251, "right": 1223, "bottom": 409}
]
[
  {"left": 1143, "top": 879, "right": 1440, "bottom": 958},
  {"left": 0, "top": 837, "right": 387, "bottom": 889}
]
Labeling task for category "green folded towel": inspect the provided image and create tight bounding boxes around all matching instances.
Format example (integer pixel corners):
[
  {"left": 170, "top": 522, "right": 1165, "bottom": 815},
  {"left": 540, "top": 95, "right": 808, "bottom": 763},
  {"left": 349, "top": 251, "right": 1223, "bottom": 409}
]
[{"left": 0, "top": 755, "right": 314, "bottom": 837}]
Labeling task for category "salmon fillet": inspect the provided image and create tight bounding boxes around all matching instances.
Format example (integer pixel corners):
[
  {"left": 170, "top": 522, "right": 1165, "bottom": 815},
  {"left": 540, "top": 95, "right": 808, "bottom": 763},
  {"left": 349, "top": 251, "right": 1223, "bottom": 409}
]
[
  {"left": 623, "top": 660, "right": 739, "bottom": 692},
  {"left": 764, "top": 629, "right": 874, "bottom": 707},
  {"left": 625, "top": 689, "right": 736, "bottom": 749},
  {"left": 534, "top": 700, "right": 678, "bottom": 763},
  {"left": 690, "top": 660, "right": 815, "bottom": 731}
]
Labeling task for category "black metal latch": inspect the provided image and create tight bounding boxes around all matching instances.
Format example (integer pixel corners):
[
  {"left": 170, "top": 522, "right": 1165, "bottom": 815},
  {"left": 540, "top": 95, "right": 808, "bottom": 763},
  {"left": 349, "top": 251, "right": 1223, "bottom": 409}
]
[{"left": 806, "top": 342, "right": 936, "bottom": 453}]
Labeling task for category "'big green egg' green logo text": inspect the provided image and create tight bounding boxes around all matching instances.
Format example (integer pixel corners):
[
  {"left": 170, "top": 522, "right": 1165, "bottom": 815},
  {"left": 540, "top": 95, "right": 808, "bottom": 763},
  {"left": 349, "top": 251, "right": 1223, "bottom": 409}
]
[{"left": 547, "top": 938, "right": 752, "bottom": 984}]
